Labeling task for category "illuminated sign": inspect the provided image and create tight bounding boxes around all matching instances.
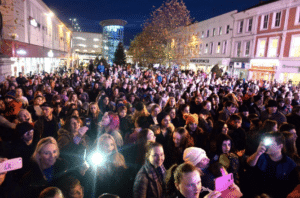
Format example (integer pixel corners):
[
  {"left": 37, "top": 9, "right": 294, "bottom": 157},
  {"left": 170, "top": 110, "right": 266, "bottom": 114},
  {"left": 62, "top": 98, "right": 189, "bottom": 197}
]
[
  {"left": 48, "top": 50, "right": 54, "bottom": 57},
  {"left": 17, "top": 50, "right": 27, "bottom": 55},
  {"left": 190, "top": 59, "right": 209, "bottom": 63}
]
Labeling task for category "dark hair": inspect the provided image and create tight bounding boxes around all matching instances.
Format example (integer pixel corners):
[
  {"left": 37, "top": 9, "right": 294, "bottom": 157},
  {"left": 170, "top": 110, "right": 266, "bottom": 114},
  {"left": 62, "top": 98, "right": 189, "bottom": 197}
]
[
  {"left": 282, "top": 131, "right": 297, "bottom": 158},
  {"left": 212, "top": 120, "right": 227, "bottom": 136},
  {"left": 279, "top": 123, "right": 296, "bottom": 133},
  {"left": 228, "top": 114, "right": 242, "bottom": 121},
  {"left": 224, "top": 101, "right": 235, "bottom": 108},
  {"left": 57, "top": 175, "right": 82, "bottom": 198},
  {"left": 117, "top": 105, "right": 127, "bottom": 113},
  {"left": 261, "top": 119, "right": 277, "bottom": 134},
  {"left": 216, "top": 133, "right": 233, "bottom": 155},
  {"left": 262, "top": 132, "right": 286, "bottom": 153}
]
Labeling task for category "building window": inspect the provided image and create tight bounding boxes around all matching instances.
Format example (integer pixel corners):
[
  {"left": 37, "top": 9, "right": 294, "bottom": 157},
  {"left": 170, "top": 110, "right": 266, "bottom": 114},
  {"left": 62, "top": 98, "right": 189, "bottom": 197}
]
[
  {"left": 268, "top": 37, "right": 279, "bottom": 57},
  {"left": 238, "top": 20, "right": 243, "bottom": 33},
  {"left": 295, "top": 6, "right": 300, "bottom": 25},
  {"left": 222, "top": 40, "right": 227, "bottom": 54},
  {"left": 262, "top": 14, "right": 269, "bottom": 29},
  {"left": 273, "top": 12, "right": 281, "bottom": 27},
  {"left": 199, "top": 43, "right": 203, "bottom": 54},
  {"left": 245, "top": 41, "right": 250, "bottom": 57},
  {"left": 219, "top": 27, "right": 222, "bottom": 35},
  {"left": 216, "top": 42, "right": 221, "bottom": 53},
  {"left": 205, "top": 43, "right": 209, "bottom": 53},
  {"left": 257, "top": 39, "right": 267, "bottom": 57},
  {"left": 201, "top": 31, "right": 205, "bottom": 38},
  {"left": 290, "top": 35, "right": 300, "bottom": 57},
  {"left": 213, "top": 28, "right": 216, "bottom": 36},
  {"left": 207, "top": 30, "right": 209, "bottom": 37},
  {"left": 247, "top": 18, "right": 253, "bottom": 32},
  {"left": 236, "top": 42, "right": 241, "bottom": 57},
  {"left": 210, "top": 42, "right": 213, "bottom": 54},
  {"left": 226, "top": 25, "right": 230, "bottom": 34}
]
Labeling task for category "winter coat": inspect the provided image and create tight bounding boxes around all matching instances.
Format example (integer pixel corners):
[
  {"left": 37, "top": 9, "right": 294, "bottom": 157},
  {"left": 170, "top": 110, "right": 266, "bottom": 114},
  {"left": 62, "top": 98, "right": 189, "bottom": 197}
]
[{"left": 133, "top": 160, "right": 166, "bottom": 198}]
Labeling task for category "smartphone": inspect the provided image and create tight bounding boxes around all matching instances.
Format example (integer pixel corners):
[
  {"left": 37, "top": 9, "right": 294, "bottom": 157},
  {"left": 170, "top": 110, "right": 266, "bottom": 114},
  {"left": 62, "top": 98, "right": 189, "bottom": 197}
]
[
  {"left": 0, "top": 157, "right": 23, "bottom": 174},
  {"left": 215, "top": 173, "right": 234, "bottom": 192}
]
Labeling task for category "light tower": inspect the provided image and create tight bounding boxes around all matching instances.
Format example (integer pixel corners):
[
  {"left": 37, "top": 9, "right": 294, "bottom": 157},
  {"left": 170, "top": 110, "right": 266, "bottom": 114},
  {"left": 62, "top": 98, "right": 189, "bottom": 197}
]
[{"left": 100, "top": 19, "right": 127, "bottom": 65}]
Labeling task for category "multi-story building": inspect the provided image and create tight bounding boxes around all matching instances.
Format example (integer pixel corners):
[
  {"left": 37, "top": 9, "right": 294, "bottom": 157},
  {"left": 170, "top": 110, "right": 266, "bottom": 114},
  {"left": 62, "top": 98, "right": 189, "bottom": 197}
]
[
  {"left": 0, "top": 0, "right": 72, "bottom": 77},
  {"left": 249, "top": 0, "right": 300, "bottom": 84},
  {"left": 170, "top": 11, "right": 237, "bottom": 73},
  {"left": 72, "top": 31, "right": 102, "bottom": 66},
  {"left": 231, "top": 7, "right": 258, "bottom": 79},
  {"left": 100, "top": 19, "right": 127, "bottom": 65}
]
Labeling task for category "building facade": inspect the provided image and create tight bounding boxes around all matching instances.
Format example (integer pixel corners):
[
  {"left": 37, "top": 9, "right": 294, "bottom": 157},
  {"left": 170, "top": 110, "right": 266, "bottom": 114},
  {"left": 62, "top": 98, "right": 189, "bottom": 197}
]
[
  {"left": 0, "top": 0, "right": 72, "bottom": 77},
  {"left": 100, "top": 19, "right": 127, "bottom": 65},
  {"left": 171, "top": 11, "right": 237, "bottom": 73},
  {"left": 72, "top": 31, "right": 102, "bottom": 66},
  {"left": 243, "top": 0, "right": 300, "bottom": 84}
]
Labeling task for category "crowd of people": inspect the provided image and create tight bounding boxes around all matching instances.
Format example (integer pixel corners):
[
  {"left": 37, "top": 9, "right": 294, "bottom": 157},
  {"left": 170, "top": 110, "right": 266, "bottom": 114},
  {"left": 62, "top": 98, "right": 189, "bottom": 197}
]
[{"left": 0, "top": 61, "right": 300, "bottom": 198}]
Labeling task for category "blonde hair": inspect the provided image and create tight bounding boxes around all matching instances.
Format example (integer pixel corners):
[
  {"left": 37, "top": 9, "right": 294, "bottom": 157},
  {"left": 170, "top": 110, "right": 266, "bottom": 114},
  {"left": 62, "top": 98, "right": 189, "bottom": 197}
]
[
  {"left": 87, "top": 102, "right": 101, "bottom": 116},
  {"left": 97, "top": 134, "right": 118, "bottom": 153},
  {"left": 32, "top": 137, "right": 59, "bottom": 170}
]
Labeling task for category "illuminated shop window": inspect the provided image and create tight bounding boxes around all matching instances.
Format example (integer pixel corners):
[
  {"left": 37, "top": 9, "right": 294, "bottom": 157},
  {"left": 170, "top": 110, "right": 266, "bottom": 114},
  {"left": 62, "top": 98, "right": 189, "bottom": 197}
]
[
  {"left": 257, "top": 39, "right": 266, "bottom": 57},
  {"left": 268, "top": 38, "right": 279, "bottom": 57},
  {"left": 290, "top": 35, "right": 300, "bottom": 57}
]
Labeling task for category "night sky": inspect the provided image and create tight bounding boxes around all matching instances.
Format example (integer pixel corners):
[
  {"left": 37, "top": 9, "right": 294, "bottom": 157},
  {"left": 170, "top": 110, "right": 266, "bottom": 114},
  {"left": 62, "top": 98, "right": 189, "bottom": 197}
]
[{"left": 43, "top": 0, "right": 261, "bottom": 46}]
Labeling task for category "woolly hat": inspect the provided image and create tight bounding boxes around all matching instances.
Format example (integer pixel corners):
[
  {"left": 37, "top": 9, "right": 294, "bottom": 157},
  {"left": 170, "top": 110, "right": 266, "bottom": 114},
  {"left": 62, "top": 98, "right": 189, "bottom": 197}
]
[
  {"left": 183, "top": 113, "right": 198, "bottom": 125},
  {"left": 183, "top": 147, "right": 208, "bottom": 166},
  {"left": 15, "top": 122, "right": 34, "bottom": 137}
]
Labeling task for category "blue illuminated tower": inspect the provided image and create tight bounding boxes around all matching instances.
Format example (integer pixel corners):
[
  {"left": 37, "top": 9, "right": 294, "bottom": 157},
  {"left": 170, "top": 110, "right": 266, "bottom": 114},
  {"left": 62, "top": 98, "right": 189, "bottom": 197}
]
[{"left": 100, "top": 19, "right": 127, "bottom": 65}]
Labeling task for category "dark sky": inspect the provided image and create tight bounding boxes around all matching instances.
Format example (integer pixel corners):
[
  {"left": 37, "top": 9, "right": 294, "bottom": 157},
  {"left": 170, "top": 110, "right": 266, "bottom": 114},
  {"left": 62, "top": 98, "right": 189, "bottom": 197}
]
[{"left": 43, "top": 0, "right": 260, "bottom": 46}]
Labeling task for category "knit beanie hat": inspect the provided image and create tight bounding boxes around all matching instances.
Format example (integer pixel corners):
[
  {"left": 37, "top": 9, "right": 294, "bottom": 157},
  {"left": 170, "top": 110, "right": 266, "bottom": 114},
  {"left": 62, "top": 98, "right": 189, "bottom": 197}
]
[
  {"left": 183, "top": 113, "right": 199, "bottom": 125},
  {"left": 183, "top": 147, "right": 208, "bottom": 166}
]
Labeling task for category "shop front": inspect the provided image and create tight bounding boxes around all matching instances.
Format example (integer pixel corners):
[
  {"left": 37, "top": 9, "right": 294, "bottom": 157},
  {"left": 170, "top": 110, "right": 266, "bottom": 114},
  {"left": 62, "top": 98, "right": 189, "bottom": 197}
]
[
  {"left": 230, "top": 58, "right": 250, "bottom": 79},
  {"left": 279, "top": 60, "right": 300, "bottom": 85},
  {"left": 248, "top": 59, "right": 278, "bottom": 82},
  {"left": 189, "top": 58, "right": 229, "bottom": 74},
  {"left": 1, "top": 39, "right": 69, "bottom": 76}
]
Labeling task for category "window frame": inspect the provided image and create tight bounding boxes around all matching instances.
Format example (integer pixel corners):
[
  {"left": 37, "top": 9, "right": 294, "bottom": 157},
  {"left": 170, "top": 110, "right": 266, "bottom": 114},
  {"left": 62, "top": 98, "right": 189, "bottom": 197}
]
[
  {"left": 207, "top": 30, "right": 210, "bottom": 37},
  {"left": 289, "top": 34, "right": 300, "bottom": 57},
  {"left": 238, "top": 20, "right": 244, "bottom": 33},
  {"left": 295, "top": 6, "right": 300, "bottom": 25},
  {"left": 222, "top": 40, "right": 227, "bottom": 54},
  {"left": 216, "top": 42, "right": 221, "bottom": 53},
  {"left": 236, "top": 41, "right": 242, "bottom": 57},
  {"left": 219, "top": 26, "right": 222, "bottom": 35},
  {"left": 226, "top": 25, "right": 230, "bottom": 34},
  {"left": 267, "top": 36, "right": 280, "bottom": 57},
  {"left": 261, "top": 14, "right": 269, "bottom": 30},
  {"left": 213, "top": 28, "right": 216, "bottom": 37},
  {"left": 210, "top": 42, "right": 213, "bottom": 54},
  {"left": 256, "top": 38, "right": 267, "bottom": 57},
  {"left": 272, "top": 11, "right": 281, "bottom": 28},
  {"left": 245, "top": 41, "right": 251, "bottom": 57},
  {"left": 247, "top": 18, "right": 253, "bottom": 32}
]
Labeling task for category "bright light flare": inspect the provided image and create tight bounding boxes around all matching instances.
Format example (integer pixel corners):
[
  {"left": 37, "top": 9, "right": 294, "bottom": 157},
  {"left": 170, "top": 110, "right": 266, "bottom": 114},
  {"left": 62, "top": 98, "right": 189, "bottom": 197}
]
[
  {"left": 90, "top": 152, "right": 105, "bottom": 166},
  {"left": 264, "top": 138, "right": 272, "bottom": 146}
]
